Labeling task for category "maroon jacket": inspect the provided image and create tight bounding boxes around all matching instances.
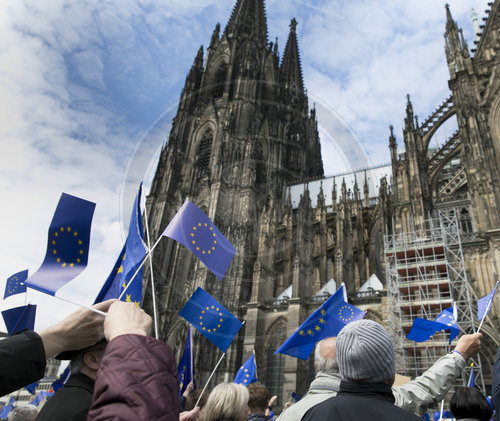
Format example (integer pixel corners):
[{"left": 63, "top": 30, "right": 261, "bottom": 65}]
[{"left": 87, "top": 334, "right": 180, "bottom": 421}]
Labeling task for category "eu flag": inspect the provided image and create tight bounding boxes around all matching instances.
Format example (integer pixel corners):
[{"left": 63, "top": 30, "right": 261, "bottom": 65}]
[
  {"left": 275, "top": 284, "right": 366, "bottom": 360},
  {"left": 24, "top": 193, "right": 95, "bottom": 295},
  {"left": 179, "top": 287, "right": 243, "bottom": 352},
  {"left": 162, "top": 200, "right": 236, "bottom": 280},
  {"left": 25, "top": 381, "right": 38, "bottom": 395},
  {"left": 406, "top": 307, "right": 460, "bottom": 344},
  {"left": 178, "top": 327, "right": 196, "bottom": 396},
  {"left": 1, "top": 304, "right": 37, "bottom": 336},
  {"left": 0, "top": 398, "right": 15, "bottom": 419},
  {"left": 51, "top": 366, "right": 70, "bottom": 392},
  {"left": 234, "top": 354, "right": 257, "bottom": 386},
  {"left": 94, "top": 185, "right": 147, "bottom": 307},
  {"left": 4, "top": 270, "right": 28, "bottom": 299},
  {"left": 30, "top": 391, "right": 53, "bottom": 407},
  {"left": 468, "top": 364, "right": 475, "bottom": 388},
  {"left": 477, "top": 282, "right": 498, "bottom": 320}
]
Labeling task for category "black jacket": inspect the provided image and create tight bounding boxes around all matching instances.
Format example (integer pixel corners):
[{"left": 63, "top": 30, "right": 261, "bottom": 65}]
[
  {"left": 37, "top": 373, "right": 94, "bottom": 421},
  {"left": 492, "top": 346, "right": 500, "bottom": 421},
  {"left": 0, "top": 330, "right": 46, "bottom": 396},
  {"left": 301, "top": 380, "right": 421, "bottom": 421},
  {"left": 247, "top": 413, "right": 269, "bottom": 421}
]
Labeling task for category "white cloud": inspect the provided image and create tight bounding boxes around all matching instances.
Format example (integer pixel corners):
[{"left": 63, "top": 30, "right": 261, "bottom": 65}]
[{"left": 0, "top": 0, "right": 492, "bottom": 332}]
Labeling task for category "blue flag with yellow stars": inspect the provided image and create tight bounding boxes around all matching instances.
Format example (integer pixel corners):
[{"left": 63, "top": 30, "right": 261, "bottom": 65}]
[
  {"left": 234, "top": 354, "right": 258, "bottom": 386},
  {"left": 4, "top": 270, "right": 28, "bottom": 299},
  {"left": 407, "top": 306, "right": 460, "bottom": 344},
  {"left": 25, "top": 381, "right": 38, "bottom": 395},
  {"left": 478, "top": 282, "right": 498, "bottom": 321},
  {"left": 179, "top": 287, "right": 243, "bottom": 352},
  {"left": 51, "top": 366, "right": 70, "bottom": 392},
  {"left": 162, "top": 200, "right": 236, "bottom": 281},
  {"left": 1, "top": 304, "right": 37, "bottom": 336},
  {"left": 275, "top": 284, "right": 366, "bottom": 360},
  {"left": 178, "top": 327, "right": 196, "bottom": 396},
  {"left": 24, "top": 193, "right": 95, "bottom": 296},
  {"left": 94, "top": 185, "right": 147, "bottom": 307}
]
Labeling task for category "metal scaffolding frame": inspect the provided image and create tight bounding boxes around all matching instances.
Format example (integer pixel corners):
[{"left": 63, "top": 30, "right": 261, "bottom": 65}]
[{"left": 384, "top": 210, "right": 484, "bottom": 394}]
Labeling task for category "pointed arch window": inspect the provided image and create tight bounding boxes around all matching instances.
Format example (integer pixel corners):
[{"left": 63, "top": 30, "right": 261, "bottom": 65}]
[
  {"left": 197, "top": 129, "right": 213, "bottom": 178},
  {"left": 213, "top": 64, "right": 228, "bottom": 99},
  {"left": 265, "top": 319, "right": 287, "bottom": 407}
]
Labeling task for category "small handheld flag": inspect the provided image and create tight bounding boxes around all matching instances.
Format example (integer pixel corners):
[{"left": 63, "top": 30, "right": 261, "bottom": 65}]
[
  {"left": 95, "top": 184, "right": 147, "bottom": 306},
  {"left": 178, "top": 327, "right": 196, "bottom": 396},
  {"left": 25, "top": 381, "right": 38, "bottom": 395},
  {"left": 24, "top": 193, "right": 96, "bottom": 295},
  {"left": 275, "top": 284, "right": 366, "bottom": 360},
  {"left": 407, "top": 306, "right": 459, "bottom": 344},
  {"left": 162, "top": 200, "right": 236, "bottom": 280},
  {"left": 1, "top": 304, "right": 37, "bottom": 336},
  {"left": 179, "top": 287, "right": 243, "bottom": 352},
  {"left": 4, "top": 270, "right": 28, "bottom": 299},
  {"left": 51, "top": 366, "right": 70, "bottom": 392},
  {"left": 477, "top": 282, "right": 498, "bottom": 321},
  {"left": 291, "top": 392, "right": 302, "bottom": 402},
  {"left": 468, "top": 363, "right": 475, "bottom": 388},
  {"left": 234, "top": 354, "right": 258, "bottom": 386},
  {"left": 30, "top": 391, "right": 53, "bottom": 407}
]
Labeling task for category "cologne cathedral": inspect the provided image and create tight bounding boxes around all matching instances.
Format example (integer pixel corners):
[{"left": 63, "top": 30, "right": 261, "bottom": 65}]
[{"left": 144, "top": 0, "right": 500, "bottom": 403}]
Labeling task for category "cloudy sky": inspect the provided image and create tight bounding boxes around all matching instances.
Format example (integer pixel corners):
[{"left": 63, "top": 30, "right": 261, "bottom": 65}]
[{"left": 0, "top": 0, "right": 490, "bottom": 333}]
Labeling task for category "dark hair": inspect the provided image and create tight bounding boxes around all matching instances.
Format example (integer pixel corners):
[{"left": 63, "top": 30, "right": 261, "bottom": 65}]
[
  {"left": 247, "top": 383, "right": 270, "bottom": 413},
  {"left": 450, "top": 387, "right": 492, "bottom": 421}
]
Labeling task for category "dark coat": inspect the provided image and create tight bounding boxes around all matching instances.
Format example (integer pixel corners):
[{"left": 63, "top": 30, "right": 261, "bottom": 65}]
[
  {"left": 87, "top": 334, "right": 180, "bottom": 421},
  {"left": 37, "top": 373, "right": 94, "bottom": 421},
  {"left": 492, "top": 346, "right": 500, "bottom": 421},
  {"left": 247, "top": 413, "right": 269, "bottom": 421},
  {"left": 301, "top": 381, "right": 421, "bottom": 421},
  {"left": 0, "top": 330, "right": 45, "bottom": 396}
]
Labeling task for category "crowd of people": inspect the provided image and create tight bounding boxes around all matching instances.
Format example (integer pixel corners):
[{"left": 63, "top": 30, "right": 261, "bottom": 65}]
[{"left": 0, "top": 300, "right": 499, "bottom": 420}]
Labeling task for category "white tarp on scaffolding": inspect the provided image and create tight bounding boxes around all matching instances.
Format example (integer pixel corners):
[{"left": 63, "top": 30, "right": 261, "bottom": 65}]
[
  {"left": 274, "top": 284, "right": 292, "bottom": 304},
  {"left": 358, "top": 274, "right": 384, "bottom": 294},
  {"left": 314, "top": 279, "right": 337, "bottom": 297}
]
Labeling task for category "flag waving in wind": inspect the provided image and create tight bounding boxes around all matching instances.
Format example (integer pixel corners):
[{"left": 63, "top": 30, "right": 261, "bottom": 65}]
[
  {"left": 275, "top": 284, "right": 366, "bottom": 360},
  {"left": 407, "top": 306, "right": 460, "bottom": 344},
  {"left": 24, "top": 193, "right": 95, "bottom": 295},
  {"left": 478, "top": 282, "right": 498, "bottom": 321},
  {"left": 178, "top": 327, "right": 196, "bottom": 396},
  {"left": 1, "top": 304, "right": 37, "bottom": 336},
  {"left": 4, "top": 270, "right": 28, "bottom": 299},
  {"left": 163, "top": 200, "right": 236, "bottom": 280},
  {"left": 94, "top": 184, "right": 147, "bottom": 306},
  {"left": 179, "top": 287, "right": 243, "bottom": 352},
  {"left": 234, "top": 354, "right": 258, "bottom": 386}
]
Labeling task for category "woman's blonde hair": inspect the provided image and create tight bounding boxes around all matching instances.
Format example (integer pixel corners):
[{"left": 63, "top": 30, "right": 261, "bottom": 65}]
[{"left": 203, "top": 382, "right": 249, "bottom": 421}]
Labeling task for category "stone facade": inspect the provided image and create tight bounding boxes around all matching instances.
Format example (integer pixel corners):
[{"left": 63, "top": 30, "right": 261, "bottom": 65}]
[{"left": 144, "top": 0, "right": 500, "bottom": 403}]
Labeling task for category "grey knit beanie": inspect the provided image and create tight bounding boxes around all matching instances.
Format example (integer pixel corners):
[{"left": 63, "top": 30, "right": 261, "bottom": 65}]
[{"left": 337, "top": 319, "right": 396, "bottom": 383}]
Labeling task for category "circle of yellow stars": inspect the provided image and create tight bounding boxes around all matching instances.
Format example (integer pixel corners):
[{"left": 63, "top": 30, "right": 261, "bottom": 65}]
[
  {"left": 199, "top": 305, "right": 223, "bottom": 333},
  {"left": 52, "top": 226, "right": 84, "bottom": 268},
  {"left": 299, "top": 309, "right": 327, "bottom": 336},
  {"left": 7, "top": 276, "right": 20, "bottom": 295},
  {"left": 242, "top": 368, "right": 251, "bottom": 383},
  {"left": 338, "top": 305, "right": 355, "bottom": 322},
  {"left": 191, "top": 222, "right": 217, "bottom": 255}
]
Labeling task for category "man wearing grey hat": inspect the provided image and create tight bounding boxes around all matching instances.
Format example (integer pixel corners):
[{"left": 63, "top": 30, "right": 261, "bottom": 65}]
[{"left": 301, "top": 320, "right": 421, "bottom": 420}]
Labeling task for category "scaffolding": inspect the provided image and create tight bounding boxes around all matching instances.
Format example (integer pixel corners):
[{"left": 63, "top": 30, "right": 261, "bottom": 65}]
[{"left": 384, "top": 210, "right": 484, "bottom": 393}]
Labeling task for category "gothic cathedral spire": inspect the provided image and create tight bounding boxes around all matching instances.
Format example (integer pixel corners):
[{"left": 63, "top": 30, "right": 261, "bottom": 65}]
[
  {"left": 224, "top": 0, "right": 268, "bottom": 48},
  {"left": 281, "top": 18, "right": 305, "bottom": 105}
]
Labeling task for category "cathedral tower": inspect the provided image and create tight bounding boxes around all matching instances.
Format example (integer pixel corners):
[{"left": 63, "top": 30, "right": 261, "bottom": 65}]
[{"left": 145, "top": 0, "right": 323, "bottom": 384}]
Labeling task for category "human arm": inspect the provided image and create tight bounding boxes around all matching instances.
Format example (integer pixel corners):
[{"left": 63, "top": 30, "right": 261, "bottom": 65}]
[
  {"left": 393, "top": 333, "right": 481, "bottom": 415},
  {"left": 39, "top": 300, "right": 115, "bottom": 358},
  {"left": 88, "top": 302, "right": 180, "bottom": 421},
  {"left": 0, "top": 300, "right": 114, "bottom": 396}
]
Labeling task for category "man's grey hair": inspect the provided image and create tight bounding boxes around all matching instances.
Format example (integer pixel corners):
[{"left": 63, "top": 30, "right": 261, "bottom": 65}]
[
  {"left": 7, "top": 405, "right": 38, "bottom": 421},
  {"left": 69, "top": 340, "right": 107, "bottom": 375},
  {"left": 314, "top": 339, "right": 339, "bottom": 374}
]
